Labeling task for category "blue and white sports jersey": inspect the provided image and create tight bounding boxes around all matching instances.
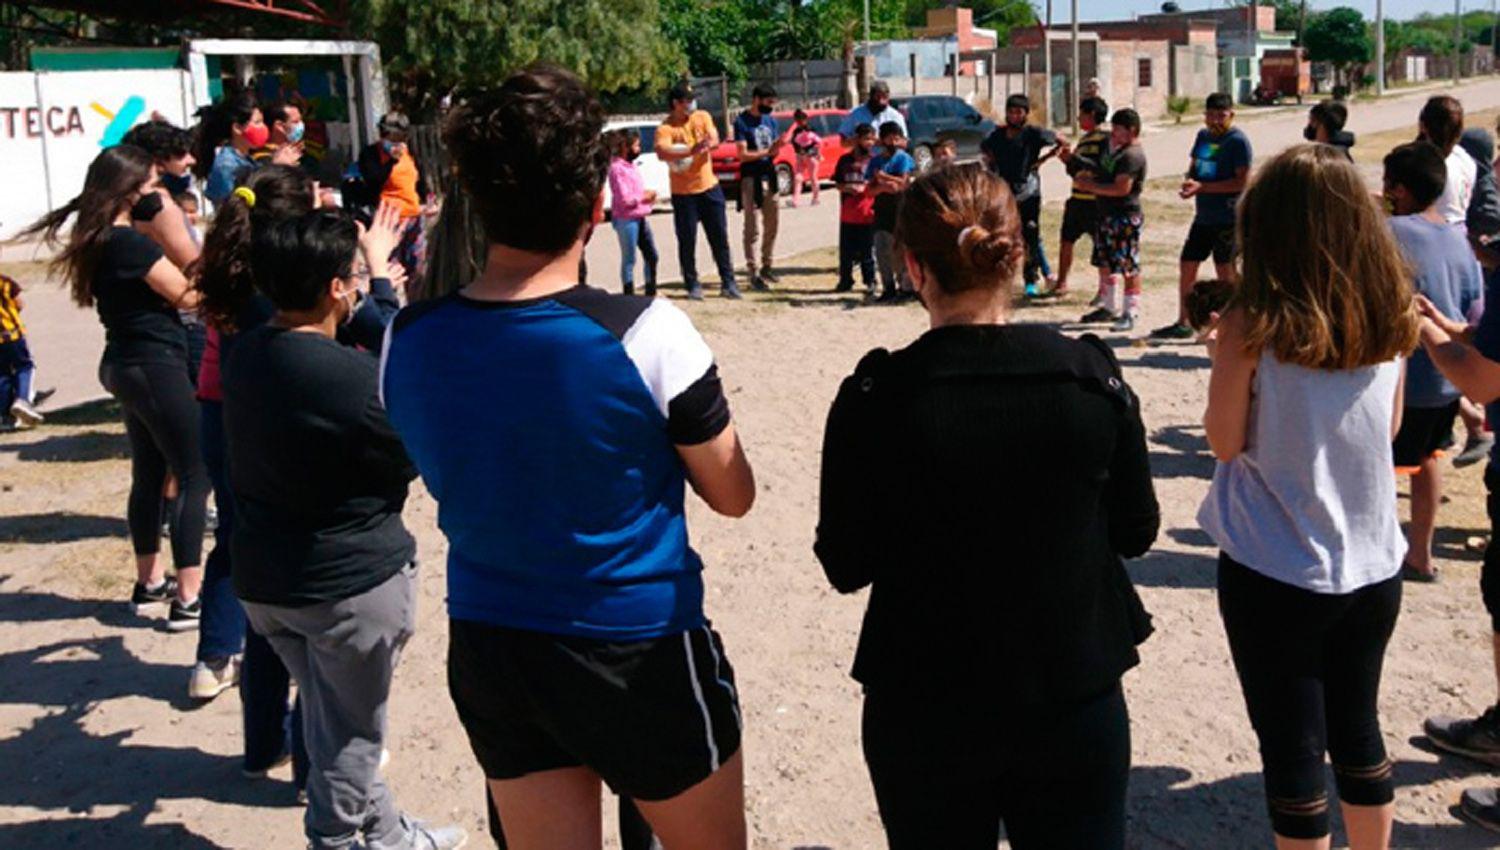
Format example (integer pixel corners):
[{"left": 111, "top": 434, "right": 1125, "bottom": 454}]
[{"left": 380, "top": 286, "right": 731, "bottom": 640}]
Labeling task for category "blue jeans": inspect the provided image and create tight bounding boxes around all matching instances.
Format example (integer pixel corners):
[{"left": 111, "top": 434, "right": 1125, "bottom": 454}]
[
  {"left": 612, "top": 217, "right": 659, "bottom": 295},
  {"left": 838, "top": 222, "right": 876, "bottom": 290},
  {"left": 197, "top": 400, "right": 245, "bottom": 662},
  {"left": 0, "top": 338, "right": 35, "bottom": 410},
  {"left": 671, "top": 185, "right": 736, "bottom": 292}
]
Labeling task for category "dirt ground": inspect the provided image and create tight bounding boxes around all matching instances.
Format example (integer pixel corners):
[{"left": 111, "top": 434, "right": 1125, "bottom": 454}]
[{"left": 7, "top": 130, "right": 1500, "bottom": 849}]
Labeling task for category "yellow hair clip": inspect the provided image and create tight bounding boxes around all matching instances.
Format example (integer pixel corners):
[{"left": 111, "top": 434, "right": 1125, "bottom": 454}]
[{"left": 231, "top": 186, "right": 256, "bottom": 208}]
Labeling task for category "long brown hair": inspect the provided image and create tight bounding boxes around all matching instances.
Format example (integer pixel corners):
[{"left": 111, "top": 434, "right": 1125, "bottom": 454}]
[
  {"left": 1236, "top": 144, "right": 1418, "bottom": 370},
  {"left": 16, "top": 145, "right": 155, "bottom": 308},
  {"left": 894, "top": 162, "right": 1023, "bottom": 295},
  {"left": 191, "top": 164, "right": 314, "bottom": 330}
]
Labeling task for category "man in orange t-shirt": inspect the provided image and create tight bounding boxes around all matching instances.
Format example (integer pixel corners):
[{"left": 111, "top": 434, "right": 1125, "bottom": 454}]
[
  {"left": 357, "top": 111, "right": 431, "bottom": 280},
  {"left": 656, "top": 82, "right": 740, "bottom": 300}
]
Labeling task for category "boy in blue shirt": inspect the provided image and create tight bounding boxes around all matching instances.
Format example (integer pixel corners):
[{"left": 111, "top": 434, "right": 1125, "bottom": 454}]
[
  {"left": 1384, "top": 141, "right": 1484, "bottom": 582},
  {"left": 867, "top": 121, "right": 917, "bottom": 302}
]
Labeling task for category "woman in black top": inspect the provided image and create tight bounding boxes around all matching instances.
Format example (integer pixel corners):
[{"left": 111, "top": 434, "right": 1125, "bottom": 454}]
[
  {"left": 20, "top": 145, "right": 209, "bottom": 628},
  {"left": 815, "top": 162, "right": 1159, "bottom": 850}
]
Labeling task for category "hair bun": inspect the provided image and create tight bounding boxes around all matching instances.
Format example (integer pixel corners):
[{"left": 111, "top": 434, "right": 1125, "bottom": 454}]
[{"left": 958, "top": 223, "right": 1016, "bottom": 276}]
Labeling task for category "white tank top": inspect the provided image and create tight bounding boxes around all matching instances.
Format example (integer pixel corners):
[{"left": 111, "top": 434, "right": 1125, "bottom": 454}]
[{"left": 1197, "top": 351, "right": 1406, "bottom": 594}]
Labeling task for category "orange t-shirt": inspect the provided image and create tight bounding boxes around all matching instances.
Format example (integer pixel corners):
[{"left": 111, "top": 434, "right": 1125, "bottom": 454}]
[
  {"left": 656, "top": 111, "right": 719, "bottom": 197},
  {"left": 381, "top": 150, "right": 423, "bottom": 218}
]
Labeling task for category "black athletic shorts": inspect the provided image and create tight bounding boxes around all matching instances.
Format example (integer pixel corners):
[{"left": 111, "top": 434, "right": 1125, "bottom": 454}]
[
  {"left": 1391, "top": 401, "right": 1460, "bottom": 467},
  {"left": 1180, "top": 221, "right": 1236, "bottom": 264},
  {"left": 447, "top": 618, "right": 742, "bottom": 801},
  {"left": 1061, "top": 196, "right": 1099, "bottom": 245}
]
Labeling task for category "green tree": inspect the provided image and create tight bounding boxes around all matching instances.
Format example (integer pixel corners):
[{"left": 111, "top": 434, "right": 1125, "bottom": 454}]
[
  {"left": 905, "top": 0, "right": 1038, "bottom": 46},
  {"left": 1304, "top": 7, "right": 1371, "bottom": 87},
  {"left": 370, "top": 0, "right": 682, "bottom": 115}
]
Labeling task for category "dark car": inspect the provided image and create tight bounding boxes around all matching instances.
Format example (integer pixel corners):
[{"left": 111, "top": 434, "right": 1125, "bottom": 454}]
[{"left": 890, "top": 95, "right": 996, "bottom": 172}]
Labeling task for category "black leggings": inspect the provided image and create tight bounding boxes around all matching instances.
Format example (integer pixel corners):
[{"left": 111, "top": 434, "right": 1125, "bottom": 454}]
[
  {"left": 863, "top": 682, "right": 1129, "bottom": 850},
  {"left": 1217, "top": 553, "right": 1401, "bottom": 840},
  {"left": 100, "top": 359, "right": 210, "bottom": 568},
  {"left": 1018, "top": 193, "right": 1044, "bottom": 285}
]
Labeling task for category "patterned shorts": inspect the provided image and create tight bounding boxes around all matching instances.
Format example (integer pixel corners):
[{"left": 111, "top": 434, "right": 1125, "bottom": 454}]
[{"left": 1094, "top": 213, "right": 1144, "bottom": 276}]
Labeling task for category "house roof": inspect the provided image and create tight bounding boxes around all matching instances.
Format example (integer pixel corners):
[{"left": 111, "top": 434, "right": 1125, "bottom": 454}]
[{"left": 14, "top": 0, "right": 347, "bottom": 27}]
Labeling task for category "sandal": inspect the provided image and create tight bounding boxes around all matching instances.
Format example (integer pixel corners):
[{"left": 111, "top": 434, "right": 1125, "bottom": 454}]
[{"left": 1400, "top": 562, "right": 1439, "bottom": 584}]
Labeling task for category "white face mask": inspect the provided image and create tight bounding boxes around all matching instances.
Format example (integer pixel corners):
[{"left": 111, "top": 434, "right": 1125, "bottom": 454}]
[
  {"left": 686, "top": 99, "right": 698, "bottom": 113},
  {"left": 338, "top": 286, "right": 362, "bottom": 326}
]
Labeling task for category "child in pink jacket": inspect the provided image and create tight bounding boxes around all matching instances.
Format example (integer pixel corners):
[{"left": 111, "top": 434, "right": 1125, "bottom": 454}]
[{"left": 608, "top": 129, "right": 660, "bottom": 295}]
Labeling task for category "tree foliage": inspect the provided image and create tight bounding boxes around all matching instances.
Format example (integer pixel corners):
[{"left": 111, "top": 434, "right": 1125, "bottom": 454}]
[{"left": 1304, "top": 6, "right": 1371, "bottom": 81}]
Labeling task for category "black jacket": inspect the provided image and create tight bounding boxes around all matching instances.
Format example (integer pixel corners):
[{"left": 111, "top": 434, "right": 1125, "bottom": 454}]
[
  {"left": 815, "top": 324, "right": 1158, "bottom": 708},
  {"left": 354, "top": 142, "right": 431, "bottom": 209}
]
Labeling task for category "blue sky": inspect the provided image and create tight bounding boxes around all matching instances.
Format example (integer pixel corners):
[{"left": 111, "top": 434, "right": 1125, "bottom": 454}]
[{"left": 1065, "top": 0, "right": 1492, "bottom": 24}]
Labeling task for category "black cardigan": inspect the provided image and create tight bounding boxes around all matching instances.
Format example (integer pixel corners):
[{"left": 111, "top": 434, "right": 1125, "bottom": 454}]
[{"left": 814, "top": 324, "right": 1159, "bottom": 708}]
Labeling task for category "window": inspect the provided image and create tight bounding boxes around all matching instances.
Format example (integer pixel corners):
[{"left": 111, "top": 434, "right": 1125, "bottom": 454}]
[
  {"left": 936, "top": 97, "right": 963, "bottom": 118},
  {"left": 636, "top": 126, "right": 656, "bottom": 154},
  {"left": 1138, "top": 58, "right": 1154, "bottom": 88}
]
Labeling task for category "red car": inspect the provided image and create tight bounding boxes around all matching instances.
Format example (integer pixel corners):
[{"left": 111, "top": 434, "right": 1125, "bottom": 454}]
[{"left": 712, "top": 107, "right": 848, "bottom": 197}]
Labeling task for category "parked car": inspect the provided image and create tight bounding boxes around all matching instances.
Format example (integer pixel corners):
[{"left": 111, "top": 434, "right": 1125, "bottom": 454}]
[
  {"left": 711, "top": 108, "right": 849, "bottom": 197},
  {"left": 890, "top": 95, "right": 996, "bottom": 172},
  {"left": 601, "top": 119, "right": 672, "bottom": 216}
]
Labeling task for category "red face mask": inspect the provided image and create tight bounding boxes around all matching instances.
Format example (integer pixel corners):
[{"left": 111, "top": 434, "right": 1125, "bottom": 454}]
[{"left": 243, "top": 124, "right": 270, "bottom": 148}]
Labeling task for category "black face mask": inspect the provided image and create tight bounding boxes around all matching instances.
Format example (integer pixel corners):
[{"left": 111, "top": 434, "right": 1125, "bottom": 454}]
[
  {"left": 757, "top": 103, "right": 774, "bottom": 116},
  {"left": 161, "top": 172, "right": 192, "bottom": 196},
  {"left": 130, "top": 191, "right": 164, "bottom": 222},
  {"left": 1303, "top": 125, "right": 1318, "bottom": 142}
]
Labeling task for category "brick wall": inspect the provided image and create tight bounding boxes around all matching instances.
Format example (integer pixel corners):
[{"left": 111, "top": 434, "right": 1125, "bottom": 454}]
[{"left": 1098, "top": 40, "right": 1172, "bottom": 120}]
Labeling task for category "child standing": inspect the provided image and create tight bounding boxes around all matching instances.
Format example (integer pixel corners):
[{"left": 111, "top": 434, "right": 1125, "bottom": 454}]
[
  {"left": 790, "top": 109, "right": 822, "bottom": 208},
  {"left": 1078, "top": 110, "right": 1149, "bottom": 332},
  {"left": 1200, "top": 143, "right": 1418, "bottom": 850},
  {"left": 1056, "top": 96, "right": 1111, "bottom": 300},
  {"left": 608, "top": 129, "right": 660, "bottom": 296},
  {"left": 0, "top": 273, "right": 41, "bottom": 428},
  {"left": 834, "top": 123, "right": 878, "bottom": 295},
  {"left": 1383, "top": 141, "right": 1485, "bottom": 582},
  {"left": 867, "top": 121, "right": 917, "bottom": 302}
]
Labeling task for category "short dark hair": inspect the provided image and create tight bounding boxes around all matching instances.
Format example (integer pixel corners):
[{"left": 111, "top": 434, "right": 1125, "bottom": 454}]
[
  {"left": 1206, "top": 92, "right": 1234, "bottom": 112},
  {"left": 934, "top": 138, "right": 958, "bottom": 151},
  {"left": 853, "top": 122, "right": 876, "bottom": 138},
  {"left": 251, "top": 210, "right": 358, "bottom": 313},
  {"left": 752, "top": 83, "right": 777, "bottom": 100},
  {"left": 378, "top": 111, "right": 410, "bottom": 135},
  {"left": 869, "top": 80, "right": 890, "bottom": 95},
  {"left": 793, "top": 108, "right": 808, "bottom": 121},
  {"left": 668, "top": 81, "right": 694, "bottom": 105},
  {"left": 1310, "top": 100, "right": 1347, "bottom": 134},
  {"left": 1005, "top": 94, "right": 1030, "bottom": 111},
  {"left": 878, "top": 121, "right": 905, "bottom": 140},
  {"left": 1079, "top": 97, "right": 1109, "bottom": 124},
  {"left": 264, "top": 101, "right": 299, "bottom": 125},
  {"left": 173, "top": 192, "right": 198, "bottom": 209},
  {"left": 1185, "top": 279, "right": 1234, "bottom": 331},
  {"left": 1384, "top": 141, "right": 1448, "bottom": 211},
  {"left": 1111, "top": 108, "right": 1141, "bottom": 134},
  {"left": 1420, "top": 95, "right": 1464, "bottom": 152},
  {"left": 443, "top": 64, "right": 608, "bottom": 254},
  {"left": 120, "top": 119, "right": 192, "bottom": 162}
]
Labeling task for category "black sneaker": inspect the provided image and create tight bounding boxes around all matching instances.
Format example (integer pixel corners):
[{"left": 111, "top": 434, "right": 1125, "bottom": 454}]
[
  {"left": 1426, "top": 706, "right": 1500, "bottom": 766},
  {"left": 833, "top": 282, "right": 853, "bottom": 293},
  {"left": 167, "top": 596, "right": 202, "bottom": 632},
  {"left": 1461, "top": 787, "right": 1500, "bottom": 833},
  {"left": 760, "top": 267, "right": 780, "bottom": 284},
  {"left": 749, "top": 274, "right": 770, "bottom": 292},
  {"left": 1149, "top": 322, "right": 1195, "bottom": 341},
  {"left": 1080, "top": 307, "right": 1116, "bottom": 324},
  {"left": 686, "top": 286, "right": 705, "bottom": 301},
  {"left": 721, "top": 285, "right": 743, "bottom": 300},
  {"left": 130, "top": 577, "right": 178, "bottom": 615}
]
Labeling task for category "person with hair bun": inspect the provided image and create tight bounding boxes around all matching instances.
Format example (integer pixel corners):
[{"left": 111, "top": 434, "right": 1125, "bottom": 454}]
[{"left": 815, "top": 161, "right": 1159, "bottom": 850}]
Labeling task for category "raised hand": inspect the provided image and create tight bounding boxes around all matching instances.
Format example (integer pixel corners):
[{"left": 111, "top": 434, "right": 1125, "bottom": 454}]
[{"left": 358, "top": 202, "right": 405, "bottom": 280}]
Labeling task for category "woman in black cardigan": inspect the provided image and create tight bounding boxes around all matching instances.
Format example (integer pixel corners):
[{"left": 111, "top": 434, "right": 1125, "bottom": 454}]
[{"left": 814, "top": 162, "right": 1159, "bottom": 850}]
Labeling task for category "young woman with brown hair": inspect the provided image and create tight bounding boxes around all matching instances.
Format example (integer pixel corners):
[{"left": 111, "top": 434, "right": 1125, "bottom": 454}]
[
  {"left": 814, "top": 161, "right": 1159, "bottom": 849},
  {"left": 1200, "top": 144, "right": 1420, "bottom": 850}
]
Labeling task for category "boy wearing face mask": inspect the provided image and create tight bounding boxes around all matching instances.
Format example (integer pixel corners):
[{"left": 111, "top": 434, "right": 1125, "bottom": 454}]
[
  {"left": 734, "top": 84, "right": 791, "bottom": 291},
  {"left": 657, "top": 82, "right": 741, "bottom": 300},
  {"left": 1305, "top": 100, "right": 1355, "bottom": 160},
  {"left": 357, "top": 112, "right": 432, "bottom": 283},
  {"left": 1155, "top": 92, "right": 1252, "bottom": 341},
  {"left": 253, "top": 102, "right": 308, "bottom": 168}
]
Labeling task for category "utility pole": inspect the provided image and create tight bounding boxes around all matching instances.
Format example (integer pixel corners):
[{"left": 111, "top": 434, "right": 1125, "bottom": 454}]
[
  {"left": 1456, "top": 0, "right": 1464, "bottom": 86},
  {"left": 1375, "top": 0, "right": 1385, "bottom": 94},
  {"left": 1044, "top": 0, "right": 1053, "bottom": 126},
  {"left": 1071, "top": 0, "right": 1080, "bottom": 135}
]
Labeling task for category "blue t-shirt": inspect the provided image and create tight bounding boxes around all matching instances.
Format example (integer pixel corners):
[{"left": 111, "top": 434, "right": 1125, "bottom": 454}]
[
  {"left": 840, "top": 104, "right": 906, "bottom": 139},
  {"left": 733, "top": 110, "right": 781, "bottom": 179},
  {"left": 1391, "top": 215, "right": 1485, "bottom": 407},
  {"left": 1474, "top": 267, "right": 1500, "bottom": 468},
  {"left": 205, "top": 146, "right": 255, "bottom": 206},
  {"left": 380, "top": 286, "right": 732, "bottom": 640},
  {"left": 1188, "top": 127, "right": 1252, "bottom": 228},
  {"left": 866, "top": 149, "right": 917, "bottom": 231}
]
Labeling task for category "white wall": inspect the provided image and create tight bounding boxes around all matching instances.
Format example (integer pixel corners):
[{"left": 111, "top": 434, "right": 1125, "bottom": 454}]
[{"left": 0, "top": 69, "right": 193, "bottom": 239}]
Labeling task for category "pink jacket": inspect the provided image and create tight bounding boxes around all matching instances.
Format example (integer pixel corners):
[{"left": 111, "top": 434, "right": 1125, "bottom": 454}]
[{"left": 609, "top": 157, "right": 653, "bottom": 221}]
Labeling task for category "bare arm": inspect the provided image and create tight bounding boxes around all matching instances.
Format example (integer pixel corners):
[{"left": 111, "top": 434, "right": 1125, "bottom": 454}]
[
  {"left": 1391, "top": 359, "right": 1406, "bottom": 441},
  {"left": 143, "top": 256, "right": 201, "bottom": 310},
  {"left": 1183, "top": 165, "right": 1249, "bottom": 198},
  {"left": 676, "top": 424, "right": 756, "bottom": 518},
  {"left": 1419, "top": 318, "right": 1500, "bottom": 404},
  {"left": 1203, "top": 310, "right": 1257, "bottom": 462},
  {"left": 1078, "top": 172, "right": 1135, "bottom": 198},
  {"left": 135, "top": 190, "right": 200, "bottom": 270}
]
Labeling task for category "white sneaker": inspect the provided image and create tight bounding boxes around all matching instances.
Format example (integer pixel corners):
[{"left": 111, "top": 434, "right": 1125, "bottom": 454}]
[
  {"left": 9, "top": 398, "right": 42, "bottom": 428},
  {"left": 402, "top": 814, "right": 468, "bottom": 850},
  {"left": 188, "top": 655, "right": 240, "bottom": 700}
]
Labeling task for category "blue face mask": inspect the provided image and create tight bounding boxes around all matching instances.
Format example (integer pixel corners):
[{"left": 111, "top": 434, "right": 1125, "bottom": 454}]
[
  {"left": 286, "top": 122, "right": 305, "bottom": 144},
  {"left": 161, "top": 172, "right": 192, "bottom": 195}
]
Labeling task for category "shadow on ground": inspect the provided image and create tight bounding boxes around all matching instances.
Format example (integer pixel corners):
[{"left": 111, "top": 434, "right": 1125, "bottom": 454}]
[{"left": 0, "top": 511, "right": 128, "bottom": 544}]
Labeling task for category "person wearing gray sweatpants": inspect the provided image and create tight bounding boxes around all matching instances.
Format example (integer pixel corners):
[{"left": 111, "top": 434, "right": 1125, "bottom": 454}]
[{"left": 223, "top": 209, "right": 464, "bottom": 850}]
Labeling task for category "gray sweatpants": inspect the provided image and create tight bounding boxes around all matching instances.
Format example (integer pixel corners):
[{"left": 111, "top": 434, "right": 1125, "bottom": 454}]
[
  {"left": 874, "top": 230, "right": 910, "bottom": 296},
  {"left": 243, "top": 563, "right": 417, "bottom": 850}
]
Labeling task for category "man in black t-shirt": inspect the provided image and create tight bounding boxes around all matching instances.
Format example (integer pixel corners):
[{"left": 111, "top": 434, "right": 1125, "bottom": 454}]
[
  {"left": 1076, "top": 109, "right": 1148, "bottom": 333},
  {"left": 980, "top": 94, "right": 1066, "bottom": 296}
]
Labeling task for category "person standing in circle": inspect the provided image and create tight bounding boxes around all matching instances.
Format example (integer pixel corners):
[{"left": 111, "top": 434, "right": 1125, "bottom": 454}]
[
  {"left": 816, "top": 162, "right": 1158, "bottom": 850},
  {"left": 734, "top": 84, "right": 790, "bottom": 291},
  {"left": 658, "top": 82, "right": 741, "bottom": 301},
  {"left": 1200, "top": 144, "right": 1418, "bottom": 850}
]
